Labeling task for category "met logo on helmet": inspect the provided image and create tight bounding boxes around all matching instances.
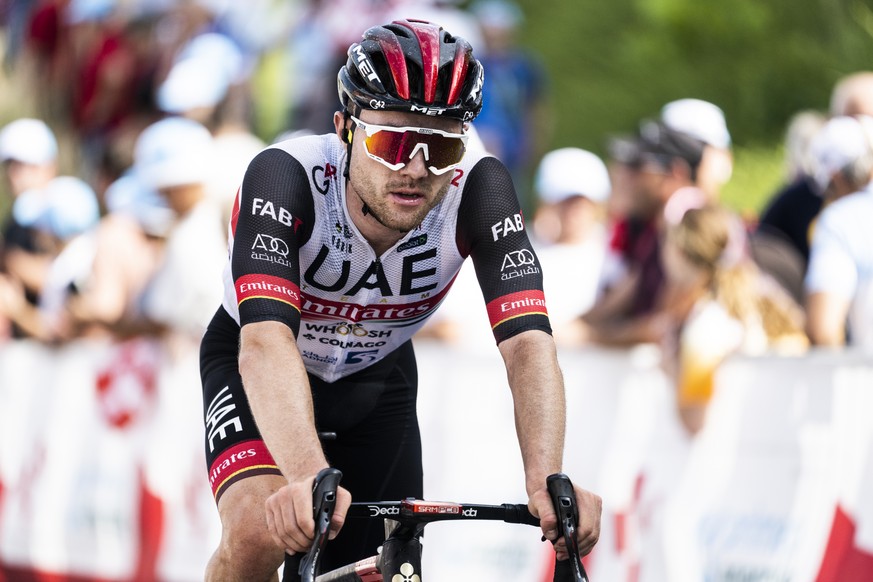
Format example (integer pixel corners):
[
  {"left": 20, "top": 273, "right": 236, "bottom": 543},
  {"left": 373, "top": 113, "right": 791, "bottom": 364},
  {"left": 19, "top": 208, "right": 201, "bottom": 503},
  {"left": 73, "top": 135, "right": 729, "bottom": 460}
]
[
  {"left": 410, "top": 105, "right": 446, "bottom": 116},
  {"left": 351, "top": 44, "right": 382, "bottom": 85}
]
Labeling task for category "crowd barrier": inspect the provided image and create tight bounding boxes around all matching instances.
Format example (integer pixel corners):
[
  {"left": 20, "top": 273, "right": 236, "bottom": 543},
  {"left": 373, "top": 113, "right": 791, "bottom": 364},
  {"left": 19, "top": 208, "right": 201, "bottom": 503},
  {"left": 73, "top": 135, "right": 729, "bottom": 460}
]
[{"left": 0, "top": 337, "right": 871, "bottom": 581}]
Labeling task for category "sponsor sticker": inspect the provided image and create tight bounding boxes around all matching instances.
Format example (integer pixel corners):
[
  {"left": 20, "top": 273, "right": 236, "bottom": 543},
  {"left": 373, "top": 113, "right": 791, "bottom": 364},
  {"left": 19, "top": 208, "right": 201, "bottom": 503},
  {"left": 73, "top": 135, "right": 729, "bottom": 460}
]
[
  {"left": 236, "top": 274, "right": 301, "bottom": 310},
  {"left": 486, "top": 290, "right": 548, "bottom": 329},
  {"left": 209, "top": 440, "right": 280, "bottom": 502}
]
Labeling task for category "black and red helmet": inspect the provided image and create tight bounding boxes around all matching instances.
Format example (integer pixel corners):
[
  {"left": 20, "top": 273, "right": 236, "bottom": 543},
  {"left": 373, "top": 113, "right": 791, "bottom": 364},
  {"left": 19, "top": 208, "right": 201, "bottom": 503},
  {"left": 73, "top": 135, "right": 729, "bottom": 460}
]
[{"left": 337, "top": 19, "right": 484, "bottom": 122}]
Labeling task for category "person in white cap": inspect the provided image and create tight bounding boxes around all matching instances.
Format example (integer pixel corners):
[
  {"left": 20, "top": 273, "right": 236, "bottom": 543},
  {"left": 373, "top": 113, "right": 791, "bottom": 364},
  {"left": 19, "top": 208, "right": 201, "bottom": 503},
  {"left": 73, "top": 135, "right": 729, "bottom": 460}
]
[
  {"left": 0, "top": 175, "right": 101, "bottom": 341},
  {"left": 805, "top": 115, "right": 873, "bottom": 347},
  {"left": 531, "top": 148, "right": 610, "bottom": 341},
  {"left": 58, "top": 171, "right": 174, "bottom": 340},
  {"left": 0, "top": 118, "right": 60, "bottom": 339},
  {"left": 0, "top": 118, "right": 59, "bottom": 197},
  {"left": 758, "top": 72, "right": 873, "bottom": 277},
  {"left": 121, "top": 116, "right": 226, "bottom": 343},
  {"left": 660, "top": 98, "right": 733, "bottom": 200}
]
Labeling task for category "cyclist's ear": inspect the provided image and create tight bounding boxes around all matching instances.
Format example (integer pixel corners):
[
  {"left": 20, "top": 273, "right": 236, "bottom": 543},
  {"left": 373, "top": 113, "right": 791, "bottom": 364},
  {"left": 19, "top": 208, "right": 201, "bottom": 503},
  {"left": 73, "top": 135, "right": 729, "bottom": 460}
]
[{"left": 333, "top": 111, "right": 352, "bottom": 143}]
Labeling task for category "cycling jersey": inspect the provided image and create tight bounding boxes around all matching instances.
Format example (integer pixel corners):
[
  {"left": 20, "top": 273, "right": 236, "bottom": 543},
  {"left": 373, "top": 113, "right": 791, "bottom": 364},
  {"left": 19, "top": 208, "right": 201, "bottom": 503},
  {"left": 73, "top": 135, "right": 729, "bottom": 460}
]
[{"left": 218, "top": 133, "right": 551, "bottom": 382}]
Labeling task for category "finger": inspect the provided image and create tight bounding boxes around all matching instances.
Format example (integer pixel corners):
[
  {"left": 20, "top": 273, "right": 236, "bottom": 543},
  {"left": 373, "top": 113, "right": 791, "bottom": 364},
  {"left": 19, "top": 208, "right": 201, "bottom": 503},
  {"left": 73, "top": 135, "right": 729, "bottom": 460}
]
[
  {"left": 530, "top": 489, "right": 558, "bottom": 541},
  {"left": 292, "top": 484, "right": 316, "bottom": 541},
  {"left": 552, "top": 537, "right": 569, "bottom": 561},
  {"left": 265, "top": 495, "right": 299, "bottom": 552},
  {"left": 267, "top": 490, "right": 311, "bottom": 553},
  {"left": 575, "top": 488, "right": 602, "bottom": 556},
  {"left": 328, "top": 486, "right": 352, "bottom": 540},
  {"left": 264, "top": 500, "right": 286, "bottom": 551}
]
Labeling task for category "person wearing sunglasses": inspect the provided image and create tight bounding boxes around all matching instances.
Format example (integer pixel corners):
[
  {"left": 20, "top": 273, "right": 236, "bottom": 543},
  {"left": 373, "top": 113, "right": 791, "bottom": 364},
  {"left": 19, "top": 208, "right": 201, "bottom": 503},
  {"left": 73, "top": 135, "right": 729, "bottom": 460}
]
[{"left": 198, "top": 19, "right": 601, "bottom": 581}]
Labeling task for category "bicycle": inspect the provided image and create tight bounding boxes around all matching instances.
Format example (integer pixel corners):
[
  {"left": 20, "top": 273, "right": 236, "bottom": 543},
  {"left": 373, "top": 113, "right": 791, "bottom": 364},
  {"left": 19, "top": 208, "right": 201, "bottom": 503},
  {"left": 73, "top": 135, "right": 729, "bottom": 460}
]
[{"left": 282, "top": 468, "right": 591, "bottom": 581}]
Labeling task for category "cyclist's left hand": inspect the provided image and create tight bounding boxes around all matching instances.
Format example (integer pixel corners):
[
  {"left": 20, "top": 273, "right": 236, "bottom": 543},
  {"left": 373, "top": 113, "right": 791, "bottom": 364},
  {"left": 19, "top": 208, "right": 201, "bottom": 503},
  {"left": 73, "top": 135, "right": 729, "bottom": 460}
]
[{"left": 529, "top": 484, "right": 602, "bottom": 560}]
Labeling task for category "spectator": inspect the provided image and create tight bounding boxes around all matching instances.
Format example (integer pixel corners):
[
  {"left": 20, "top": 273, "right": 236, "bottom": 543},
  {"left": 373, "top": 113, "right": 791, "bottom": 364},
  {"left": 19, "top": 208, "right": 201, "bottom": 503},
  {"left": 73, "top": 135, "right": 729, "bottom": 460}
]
[
  {"left": 579, "top": 120, "right": 708, "bottom": 346},
  {"left": 0, "top": 118, "right": 59, "bottom": 338},
  {"left": 117, "top": 116, "right": 226, "bottom": 347},
  {"left": 531, "top": 148, "right": 610, "bottom": 344},
  {"left": 156, "top": 31, "right": 246, "bottom": 130},
  {"left": 469, "top": 0, "right": 549, "bottom": 213},
  {"left": 660, "top": 98, "right": 733, "bottom": 201},
  {"left": 60, "top": 171, "right": 173, "bottom": 339},
  {"left": 756, "top": 71, "right": 873, "bottom": 301},
  {"left": 751, "top": 110, "right": 827, "bottom": 305},
  {"left": 829, "top": 71, "right": 873, "bottom": 118},
  {"left": 0, "top": 175, "right": 100, "bottom": 342},
  {"left": 805, "top": 115, "right": 873, "bottom": 348},
  {"left": 661, "top": 204, "right": 807, "bottom": 435}
]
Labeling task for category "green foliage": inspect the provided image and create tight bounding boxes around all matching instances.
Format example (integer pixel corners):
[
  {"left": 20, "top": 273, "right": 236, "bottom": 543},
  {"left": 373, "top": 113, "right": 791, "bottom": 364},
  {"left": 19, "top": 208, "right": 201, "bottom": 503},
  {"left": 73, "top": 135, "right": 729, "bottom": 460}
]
[
  {"left": 721, "top": 144, "right": 786, "bottom": 218},
  {"left": 504, "top": 0, "right": 873, "bottom": 216}
]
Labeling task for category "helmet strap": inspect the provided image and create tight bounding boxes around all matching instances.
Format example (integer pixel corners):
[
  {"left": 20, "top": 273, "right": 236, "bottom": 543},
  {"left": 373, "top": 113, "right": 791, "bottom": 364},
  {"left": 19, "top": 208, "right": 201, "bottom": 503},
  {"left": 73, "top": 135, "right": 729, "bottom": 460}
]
[
  {"left": 342, "top": 105, "right": 358, "bottom": 180},
  {"left": 342, "top": 105, "right": 389, "bottom": 227}
]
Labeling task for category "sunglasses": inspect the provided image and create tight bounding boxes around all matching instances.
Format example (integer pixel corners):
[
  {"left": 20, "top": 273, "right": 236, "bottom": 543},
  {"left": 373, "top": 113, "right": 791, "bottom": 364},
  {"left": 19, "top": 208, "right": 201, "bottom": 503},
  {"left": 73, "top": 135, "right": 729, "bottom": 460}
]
[{"left": 350, "top": 116, "right": 468, "bottom": 175}]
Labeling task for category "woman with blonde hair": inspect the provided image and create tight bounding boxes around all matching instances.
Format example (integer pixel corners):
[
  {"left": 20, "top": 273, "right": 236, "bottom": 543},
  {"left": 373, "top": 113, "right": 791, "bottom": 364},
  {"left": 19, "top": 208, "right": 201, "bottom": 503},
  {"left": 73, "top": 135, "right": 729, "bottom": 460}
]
[{"left": 662, "top": 204, "right": 808, "bottom": 434}]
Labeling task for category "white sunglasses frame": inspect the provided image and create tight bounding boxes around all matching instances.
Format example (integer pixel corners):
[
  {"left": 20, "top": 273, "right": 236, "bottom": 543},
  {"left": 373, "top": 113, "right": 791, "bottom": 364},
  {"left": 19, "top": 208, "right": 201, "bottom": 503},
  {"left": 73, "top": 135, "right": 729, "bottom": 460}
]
[{"left": 350, "top": 116, "right": 468, "bottom": 175}]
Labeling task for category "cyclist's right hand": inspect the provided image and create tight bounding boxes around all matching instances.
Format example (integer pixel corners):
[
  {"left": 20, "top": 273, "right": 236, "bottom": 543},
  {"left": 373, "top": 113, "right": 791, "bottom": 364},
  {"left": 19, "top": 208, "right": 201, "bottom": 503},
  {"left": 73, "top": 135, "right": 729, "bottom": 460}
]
[{"left": 265, "top": 472, "right": 352, "bottom": 554}]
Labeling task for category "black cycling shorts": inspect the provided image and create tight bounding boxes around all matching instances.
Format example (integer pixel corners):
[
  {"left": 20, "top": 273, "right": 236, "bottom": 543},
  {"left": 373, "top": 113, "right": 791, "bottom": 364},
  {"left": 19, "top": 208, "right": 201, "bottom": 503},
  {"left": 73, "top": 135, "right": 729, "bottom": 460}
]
[{"left": 200, "top": 306, "right": 423, "bottom": 569}]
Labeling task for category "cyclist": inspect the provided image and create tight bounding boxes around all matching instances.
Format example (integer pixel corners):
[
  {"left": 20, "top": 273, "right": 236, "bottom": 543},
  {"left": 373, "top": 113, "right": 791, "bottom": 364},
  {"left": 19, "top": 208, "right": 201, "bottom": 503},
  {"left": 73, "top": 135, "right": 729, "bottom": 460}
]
[{"left": 200, "top": 19, "right": 601, "bottom": 580}]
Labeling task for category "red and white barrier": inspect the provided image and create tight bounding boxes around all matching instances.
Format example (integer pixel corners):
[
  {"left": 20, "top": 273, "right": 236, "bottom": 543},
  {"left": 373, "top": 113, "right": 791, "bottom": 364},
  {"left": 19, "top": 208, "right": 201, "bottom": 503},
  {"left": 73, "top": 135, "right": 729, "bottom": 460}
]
[{"left": 0, "top": 338, "right": 871, "bottom": 581}]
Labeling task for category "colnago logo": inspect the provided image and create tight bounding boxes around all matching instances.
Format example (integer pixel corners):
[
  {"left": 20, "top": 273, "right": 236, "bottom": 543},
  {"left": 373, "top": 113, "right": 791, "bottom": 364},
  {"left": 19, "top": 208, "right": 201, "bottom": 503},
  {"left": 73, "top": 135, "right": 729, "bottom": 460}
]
[
  {"left": 236, "top": 274, "right": 301, "bottom": 309},
  {"left": 318, "top": 337, "right": 386, "bottom": 348},
  {"left": 395, "top": 563, "right": 420, "bottom": 582}
]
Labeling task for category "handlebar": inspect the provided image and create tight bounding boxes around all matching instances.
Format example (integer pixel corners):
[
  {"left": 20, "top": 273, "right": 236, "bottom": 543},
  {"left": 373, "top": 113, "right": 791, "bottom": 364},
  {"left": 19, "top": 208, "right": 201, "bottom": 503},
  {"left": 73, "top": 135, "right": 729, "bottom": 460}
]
[{"left": 298, "top": 468, "right": 591, "bottom": 582}]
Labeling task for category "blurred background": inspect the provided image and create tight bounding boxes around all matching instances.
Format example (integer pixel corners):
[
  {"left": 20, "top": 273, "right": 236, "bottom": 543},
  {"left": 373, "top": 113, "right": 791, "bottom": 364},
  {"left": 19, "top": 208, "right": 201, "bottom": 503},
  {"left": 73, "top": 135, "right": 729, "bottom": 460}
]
[{"left": 1, "top": 0, "right": 873, "bottom": 581}]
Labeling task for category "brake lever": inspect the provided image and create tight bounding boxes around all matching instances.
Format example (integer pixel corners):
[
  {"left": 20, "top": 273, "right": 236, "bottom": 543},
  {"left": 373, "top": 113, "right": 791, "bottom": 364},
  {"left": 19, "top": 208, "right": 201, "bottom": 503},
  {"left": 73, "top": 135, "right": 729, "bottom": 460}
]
[
  {"left": 547, "top": 473, "right": 590, "bottom": 582},
  {"left": 299, "top": 467, "right": 343, "bottom": 582}
]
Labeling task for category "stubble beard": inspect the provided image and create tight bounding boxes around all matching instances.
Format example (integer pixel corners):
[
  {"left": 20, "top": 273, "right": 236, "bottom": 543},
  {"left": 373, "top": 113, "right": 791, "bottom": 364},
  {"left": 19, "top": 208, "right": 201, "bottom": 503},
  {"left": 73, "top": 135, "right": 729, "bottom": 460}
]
[{"left": 352, "top": 171, "right": 451, "bottom": 233}]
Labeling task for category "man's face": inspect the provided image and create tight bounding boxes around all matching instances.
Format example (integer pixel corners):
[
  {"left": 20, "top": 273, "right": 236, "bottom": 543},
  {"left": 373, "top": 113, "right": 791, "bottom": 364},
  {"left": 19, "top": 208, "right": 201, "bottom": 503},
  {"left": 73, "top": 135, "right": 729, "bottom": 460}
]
[
  {"left": 340, "top": 109, "right": 463, "bottom": 233},
  {"left": 629, "top": 159, "right": 672, "bottom": 220}
]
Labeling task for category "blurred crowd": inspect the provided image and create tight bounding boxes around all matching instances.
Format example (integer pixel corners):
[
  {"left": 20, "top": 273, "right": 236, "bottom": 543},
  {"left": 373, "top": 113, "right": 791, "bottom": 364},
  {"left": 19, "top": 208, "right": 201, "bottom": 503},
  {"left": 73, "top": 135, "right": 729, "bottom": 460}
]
[
  {"left": 0, "top": 0, "right": 871, "bottom": 437},
  {"left": 424, "top": 75, "right": 873, "bottom": 436}
]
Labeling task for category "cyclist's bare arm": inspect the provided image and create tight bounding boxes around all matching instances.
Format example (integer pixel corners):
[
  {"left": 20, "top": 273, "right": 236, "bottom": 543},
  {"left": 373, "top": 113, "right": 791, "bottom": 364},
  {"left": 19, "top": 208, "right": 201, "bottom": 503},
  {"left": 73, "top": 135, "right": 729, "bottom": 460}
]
[
  {"left": 498, "top": 329, "right": 602, "bottom": 557},
  {"left": 498, "top": 330, "right": 565, "bottom": 535},
  {"left": 240, "top": 321, "right": 351, "bottom": 553}
]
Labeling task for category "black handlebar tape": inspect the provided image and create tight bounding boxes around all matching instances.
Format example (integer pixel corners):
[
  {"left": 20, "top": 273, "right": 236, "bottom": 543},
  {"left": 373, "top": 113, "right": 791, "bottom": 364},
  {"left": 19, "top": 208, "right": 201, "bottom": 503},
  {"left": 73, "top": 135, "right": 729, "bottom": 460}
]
[
  {"left": 501, "top": 503, "right": 541, "bottom": 526},
  {"left": 546, "top": 473, "right": 590, "bottom": 582},
  {"left": 299, "top": 468, "right": 343, "bottom": 582}
]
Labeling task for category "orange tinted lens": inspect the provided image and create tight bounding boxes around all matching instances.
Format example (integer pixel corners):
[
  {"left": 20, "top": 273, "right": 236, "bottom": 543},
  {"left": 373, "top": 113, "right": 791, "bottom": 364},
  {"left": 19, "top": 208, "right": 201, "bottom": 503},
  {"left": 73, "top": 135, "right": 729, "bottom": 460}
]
[
  {"left": 419, "top": 133, "right": 466, "bottom": 169},
  {"left": 365, "top": 130, "right": 465, "bottom": 170}
]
